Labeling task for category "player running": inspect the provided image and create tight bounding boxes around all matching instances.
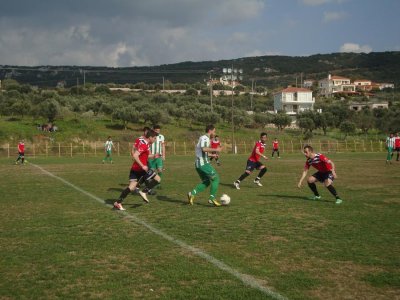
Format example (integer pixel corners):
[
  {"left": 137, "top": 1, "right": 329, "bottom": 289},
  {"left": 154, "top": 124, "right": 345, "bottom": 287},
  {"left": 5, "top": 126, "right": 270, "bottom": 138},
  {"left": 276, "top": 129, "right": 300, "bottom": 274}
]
[
  {"left": 233, "top": 132, "right": 268, "bottom": 189},
  {"left": 187, "top": 124, "right": 223, "bottom": 206},
  {"left": 209, "top": 135, "right": 221, "bottom": 165},
  {"left": 271, "top": 138, "right": 280, "bottom": 158},
  {"left": 114, "top": 130, "right": 161, "bottom": 211},
  {"left": 393, "top": 132, "right": 400, "bottom": 162},
  {"left": 297, "top": 145, "right": 343, "bottom": 204},
  {"left": 148, "top": 125, "right": 165, "bottom": 183},
  {"left": 102, "top": 136, "right": 115, "bottom": 164}
]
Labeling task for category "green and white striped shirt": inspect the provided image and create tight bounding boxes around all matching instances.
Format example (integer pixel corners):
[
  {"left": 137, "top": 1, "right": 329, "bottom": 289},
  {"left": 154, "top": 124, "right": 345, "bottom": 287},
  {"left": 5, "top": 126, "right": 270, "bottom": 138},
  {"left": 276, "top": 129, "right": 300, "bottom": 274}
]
[
  {"left": 195, "top": 134, "right": 210, "bottom": 167},
  {"left": 105, "top": 140, "right": 113, "bottom": 151},
  {"left": 150, "top": 134, "right": 165, "bottom": 155},
  {"left": 386, "top": 137, "right": 396, "bottom": 148}
]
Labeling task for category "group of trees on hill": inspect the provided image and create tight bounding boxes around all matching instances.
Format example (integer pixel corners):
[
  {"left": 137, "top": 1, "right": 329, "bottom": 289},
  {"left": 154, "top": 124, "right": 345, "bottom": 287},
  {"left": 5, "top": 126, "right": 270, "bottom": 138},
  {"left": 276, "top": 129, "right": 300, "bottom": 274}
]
[{"left": 0, "top": 79, "right": 399, "bottom": 140}]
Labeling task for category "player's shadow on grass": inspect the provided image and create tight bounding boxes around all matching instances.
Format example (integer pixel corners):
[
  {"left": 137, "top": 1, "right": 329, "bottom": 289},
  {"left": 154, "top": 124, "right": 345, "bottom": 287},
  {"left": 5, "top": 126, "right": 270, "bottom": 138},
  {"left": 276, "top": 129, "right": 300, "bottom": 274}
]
[
  {"left": 260, "top": 193, "right": 331, "bottom": 202},
  {"left": 108, "top": 187, "right": 124, "bottom": 192},
  {"left": 156, "top": 195, "right": 189, "bottom": 205},
  {"left": 220, "top": 182, "right": 236, "bottom": 188}
]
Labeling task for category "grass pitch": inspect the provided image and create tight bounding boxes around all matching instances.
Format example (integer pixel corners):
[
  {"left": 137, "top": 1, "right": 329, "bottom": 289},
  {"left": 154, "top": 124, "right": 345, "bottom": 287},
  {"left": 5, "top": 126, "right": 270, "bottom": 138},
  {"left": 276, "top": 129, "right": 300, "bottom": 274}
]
[{"left": 0, "top": 153, "right": 399, "bottom": 299}]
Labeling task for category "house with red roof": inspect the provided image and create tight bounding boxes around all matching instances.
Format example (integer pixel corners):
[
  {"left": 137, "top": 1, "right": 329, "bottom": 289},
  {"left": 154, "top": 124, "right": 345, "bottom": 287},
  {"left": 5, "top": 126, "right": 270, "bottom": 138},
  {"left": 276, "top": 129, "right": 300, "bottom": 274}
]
[{"left": 273, "top": 87, "right": 314, "bottom": 115}]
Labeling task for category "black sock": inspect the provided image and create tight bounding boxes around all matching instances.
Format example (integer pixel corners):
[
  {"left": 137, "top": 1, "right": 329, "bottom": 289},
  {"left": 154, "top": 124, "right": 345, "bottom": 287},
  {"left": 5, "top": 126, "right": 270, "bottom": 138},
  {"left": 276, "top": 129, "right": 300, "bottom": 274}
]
[
  {"left": 271, "top": 151, "right": 274, "bottom": 157},
  {"left": 277, "top": 151, "right": 280, "bottom": 157},
  {"left": 118, "top": 187, "right": 131, "bottom": 202},
  {"left": 308, "top": 182, "right": 319, "bottom": 196},
  {"left": 143, "top": 179, "right": 160, "bottom": 193},
  {"left": 257, "top": 168, "right": 267, "bottom": 179},
  {"left": 327, "top": 185, "right": 339, "bottom": 198},
  {"left": 397, "top": 153, "right": 399, "bottom": 161},
  {"left": 237, "top": 173, "right": 250, "bottom": 182}
]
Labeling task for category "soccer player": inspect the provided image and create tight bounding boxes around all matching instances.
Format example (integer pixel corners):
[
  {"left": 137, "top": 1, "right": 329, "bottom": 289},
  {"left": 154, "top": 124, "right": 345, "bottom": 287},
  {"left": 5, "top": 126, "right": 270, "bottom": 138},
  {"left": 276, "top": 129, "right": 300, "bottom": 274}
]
[
  {"left": 114, "top": 130, "right": 161, "bottom": 211},
  {"left": 233, "top": 132, "right": 268, "bottom": 189},
  {"left": 15, "top": 139, "right": 26, "bottom": 164},
  {"left": 209, "top": 135, "right": 221, "bottom": 165},
  {"left": 187, "top": 124, "right": 223, "bottom": 206},
  {"left": 102, "top": 136, "right": 115, "bottom": 164},
  {"left": 271, "top": 138, "right": 280, "bottom": 158},
  {"left": 148, "top": 125, "right": 165, "bottom": 179},
  {"left": 131, "top": 126, "right": 151, "bottom": 158},
  {"left": 393, "top": 132, "right": 400, "bottom": 162},
  {"left": 386, "top": 133, "right": 396, "bottom": 164},
  {"left": 297, "top": 145, "right": 343, "bottom": 204}
]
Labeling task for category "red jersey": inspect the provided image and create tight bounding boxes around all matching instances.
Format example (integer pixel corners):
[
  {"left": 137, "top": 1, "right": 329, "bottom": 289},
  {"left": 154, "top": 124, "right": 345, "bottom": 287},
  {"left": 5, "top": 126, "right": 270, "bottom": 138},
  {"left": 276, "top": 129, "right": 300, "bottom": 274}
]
[
  {"left": 18, "top": 142, "right": 25, "bottom": 153},
  {"left": 134, "top": 136, "right": 145, "bottom": 149},
  {"left": 395, "top": 137, "right": 400, "bottom": 148},
  {"left": 211, "top": 139, "right": 221, "bottom": 149},
  {"left": 272, "top": 141, "right": 279, "bottom": 149},
  {"left": 249, "top": 140, "right": 265, "bottom": 162},
  {"left": 131, "top": 139, "right": 150, "bottom": 172},
  {"left": 305, "top": 153, "right": 332, "bottom": 173}
]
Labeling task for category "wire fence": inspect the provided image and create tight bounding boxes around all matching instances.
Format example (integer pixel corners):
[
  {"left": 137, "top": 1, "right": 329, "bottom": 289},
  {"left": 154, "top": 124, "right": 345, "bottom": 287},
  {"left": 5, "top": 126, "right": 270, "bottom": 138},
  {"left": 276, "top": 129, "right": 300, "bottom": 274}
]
[{"left": 0, "top": 140, "right": 389, "bottom": 158}]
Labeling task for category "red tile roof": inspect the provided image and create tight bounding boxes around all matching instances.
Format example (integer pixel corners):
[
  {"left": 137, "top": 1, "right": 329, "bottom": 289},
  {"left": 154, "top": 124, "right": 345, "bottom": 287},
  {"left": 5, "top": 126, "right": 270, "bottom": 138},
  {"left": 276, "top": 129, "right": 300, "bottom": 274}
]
[{"left": 281, "top": 87, "right": 312, "bottom": 93}]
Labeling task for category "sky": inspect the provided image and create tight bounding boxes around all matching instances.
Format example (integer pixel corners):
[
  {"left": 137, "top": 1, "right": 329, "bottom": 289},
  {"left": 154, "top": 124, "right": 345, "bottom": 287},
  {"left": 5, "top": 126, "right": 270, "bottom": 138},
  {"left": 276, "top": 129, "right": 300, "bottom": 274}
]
[{"left": 0, "top": 0, "right": 399, "bottom": 67}]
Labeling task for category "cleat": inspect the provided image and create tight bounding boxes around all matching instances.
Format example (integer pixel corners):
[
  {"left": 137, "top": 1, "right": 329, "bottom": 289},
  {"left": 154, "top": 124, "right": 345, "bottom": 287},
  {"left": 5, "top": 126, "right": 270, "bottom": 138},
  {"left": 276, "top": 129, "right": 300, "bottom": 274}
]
[
  {"left": 187, "top": 192, "right": 195, "bottom": 205},
  {"left": 113, "top": 201, "right": 126, "bottom": 211},
  {"left": 254, "top": 180, "right": 263, "bottom": 187},
  {"left": 208, "top": 199, "right": 221, "bottom": 207},
  {"left": 147, "top": 189, "right": 157, "bottom": 195},
  {"left": 308, "top": 195, "right": 321, "bottom": 200},
  {"left": 138, "top": 190, "right": 149, "bottom": 203},
  {"left": 233, "top": 181, "right": 240, "bottom": 190},
  {"left": 335, "top": 198, "right": 343, "bottom": 204}
]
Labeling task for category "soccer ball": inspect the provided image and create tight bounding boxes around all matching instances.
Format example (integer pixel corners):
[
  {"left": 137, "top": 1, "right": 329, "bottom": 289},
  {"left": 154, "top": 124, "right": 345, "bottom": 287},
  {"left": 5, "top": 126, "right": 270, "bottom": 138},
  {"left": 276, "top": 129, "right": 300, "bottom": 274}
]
[{"left": 220, "top": 194, "right": 231, "bottom": 206}]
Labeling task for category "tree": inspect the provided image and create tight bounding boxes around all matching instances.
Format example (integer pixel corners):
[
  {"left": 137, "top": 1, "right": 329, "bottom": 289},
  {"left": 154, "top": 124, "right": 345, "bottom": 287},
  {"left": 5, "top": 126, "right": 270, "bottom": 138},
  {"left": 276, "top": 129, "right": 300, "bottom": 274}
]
[
  {"left": 272, "top": 113, "right": 292, "bottom": 131},
  {"left": 253, "top": 113, "right": 272, "bottom": 128},
  {"left": 340, "top": 121, "right": 356, "bottom": 138},
  {"left": 298, "top": 117, "right": 315, "bottom": 133},
  {"left": 94, "top": 85, "right": 111, "bottom": 94},
  {"left": 11, "top": 99, "right": 31, "bottom": 118},
  {"left": 185, "top": 88, "right": 198, "bottom": 96},
  {"left": 112, "top": 107, "right": 139, "bottom": 130},
  {"left": 354, "top": 108, "right": 374, "bottom": 133},
  {"left": 38, "top": 99, "right": 60, "bottom": 122}
]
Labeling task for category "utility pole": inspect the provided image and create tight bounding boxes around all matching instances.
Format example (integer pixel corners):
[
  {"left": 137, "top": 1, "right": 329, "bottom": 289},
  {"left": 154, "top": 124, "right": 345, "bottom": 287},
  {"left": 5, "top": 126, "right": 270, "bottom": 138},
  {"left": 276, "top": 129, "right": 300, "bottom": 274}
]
[
  {"left": 209, "top": 73, "right": 213, "bottom": 112},
  {"left": 83, "top": 70, "right": 86, "bottom": 89},
  {"left": 231, "top": 63, "right": 235, "bottom": 154},
  {"left": 251, "top": 79, "right": 254, "bottom": 110},
  {"left": 162, "top": 76, "right": 165, "bottom": 92},
  {"left": 77, "top": 77, "right": 79, "bottom": 95}
]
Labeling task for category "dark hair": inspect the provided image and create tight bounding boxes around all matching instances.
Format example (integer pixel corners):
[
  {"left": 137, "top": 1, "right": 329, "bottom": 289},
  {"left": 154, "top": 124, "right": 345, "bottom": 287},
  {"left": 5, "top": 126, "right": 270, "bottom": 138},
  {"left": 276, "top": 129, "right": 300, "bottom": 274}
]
[
  {"left": 153, "top": 125, "right": 161, "bottom": 130},
  {"left": 260, "top": 132, "right": 267, "bottom": 138},
  {"left": 214, "top": 135, "right": 219, "bottom": 138},
  {"left": 108, "top": 136, "right": 111, "bottom": 139},
  {"left": 145, "top": 129, "right": 158, "bottom": 138},
  {"left": 304, "top": 145, "right": 314, "bottom": 152},
  {"left": 143, "top": 126, "right": 151, "bottom": 133},
  {"left": 205, "top": 124, "right": 215, "bottom": 133}
]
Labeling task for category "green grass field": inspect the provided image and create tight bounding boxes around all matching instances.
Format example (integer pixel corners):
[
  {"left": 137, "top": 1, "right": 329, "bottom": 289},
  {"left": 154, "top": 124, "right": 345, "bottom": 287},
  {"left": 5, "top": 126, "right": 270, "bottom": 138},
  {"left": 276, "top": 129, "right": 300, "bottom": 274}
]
[{"left": 1, "top": 153, "right": 399, "bottom": 299}]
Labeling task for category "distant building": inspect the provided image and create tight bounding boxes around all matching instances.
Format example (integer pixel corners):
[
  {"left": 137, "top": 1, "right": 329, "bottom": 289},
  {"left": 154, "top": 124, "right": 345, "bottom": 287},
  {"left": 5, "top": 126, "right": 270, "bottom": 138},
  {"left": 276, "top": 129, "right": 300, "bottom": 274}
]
[
  {"left": 303, "top": 79, "right": 314, "bottom": 88},
  {"left": 318, "top": 74, "right": 356, "bottom": 97},
  {"left": 219, "top": 74, "right": 240, "bottom": 87},
  {"left": 378, "top": 83, "right": 395, "bottom": 90},
  {"left": 349, "top": 101, "right": 389, "bottom": 111},
  {"left": 274, "top": 87, "right": 314, "bottom": 115}
]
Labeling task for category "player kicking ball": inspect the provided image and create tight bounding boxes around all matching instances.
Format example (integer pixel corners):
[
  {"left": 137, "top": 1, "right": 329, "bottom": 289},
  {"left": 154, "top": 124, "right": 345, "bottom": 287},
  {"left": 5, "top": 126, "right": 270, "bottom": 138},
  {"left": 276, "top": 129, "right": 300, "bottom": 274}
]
[{"left": 297, "top": 145, "right": 343, "bottom": 204}]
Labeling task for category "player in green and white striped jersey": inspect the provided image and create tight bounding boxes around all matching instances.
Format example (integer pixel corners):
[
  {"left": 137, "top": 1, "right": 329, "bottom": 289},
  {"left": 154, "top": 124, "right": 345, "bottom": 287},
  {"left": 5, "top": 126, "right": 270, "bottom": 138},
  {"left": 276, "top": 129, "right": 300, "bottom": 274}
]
[
  {"left": 103, "top": 136, "right": 115, "bottom": 164},
  {"left": 148, "top": 125, "right": 165, "bottom": 190},
  {"left": 386, "top": 133, "right": 396, "bottom": 164},
  {"left": 187, "top": 124, "right": 223, "bottom": 206}
]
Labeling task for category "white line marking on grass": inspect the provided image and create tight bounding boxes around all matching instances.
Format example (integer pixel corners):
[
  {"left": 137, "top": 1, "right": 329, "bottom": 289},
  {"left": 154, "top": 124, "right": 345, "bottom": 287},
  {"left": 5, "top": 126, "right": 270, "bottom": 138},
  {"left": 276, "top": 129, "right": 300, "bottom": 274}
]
[{"left": 32, "top": 163, "right": 287, "bottom": 300}]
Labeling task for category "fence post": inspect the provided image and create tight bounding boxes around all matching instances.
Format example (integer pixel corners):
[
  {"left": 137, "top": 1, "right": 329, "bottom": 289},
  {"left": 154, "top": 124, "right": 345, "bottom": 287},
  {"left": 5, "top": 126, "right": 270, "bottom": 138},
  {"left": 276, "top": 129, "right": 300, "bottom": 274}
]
[
  {"left": 46, "top": 142, "right": 48, "bottom": 157},
  {"left": 370, "top": 140, "right": 373, "bottom": 152},
  {"left": 184, "top": 142, "right": 186, "bottom": 155},
  {"left": 70, "top": 143, "right": 73, "bottom": 157},
  {"left": 118, "top": 142, "right": 120, "bottom": 156},
  {"left": 244, "top": 141, "right": 247, "bottom": 154},
  {"left": 94, "top": 142, "right": 97, "bottom": 157},
  {"left": 345, "top": 140, "right": 348, "bottom": 152},
  {"left": 354, "top": 140, "right": 356, "bottom": 152},
  {"left": 33, "top": 143, "right": 35, "bottom": 158},
  {"left": 83, "top": 142, "right": 85, "bottom": 157},
  {"left": 362, "top": 140, "right": 365, "bottom": 152},
  {"left": 173, "top": 141, "right": 176, "bottom": 155},
  {"left": 58, "top": 143, "right": 61, "bottom": 157},
  {"left": 7, "top": 143, "right": 10, "bottom": 158},
  {"left": 379, "top": 141, "right": 382, "bottom": 152}
]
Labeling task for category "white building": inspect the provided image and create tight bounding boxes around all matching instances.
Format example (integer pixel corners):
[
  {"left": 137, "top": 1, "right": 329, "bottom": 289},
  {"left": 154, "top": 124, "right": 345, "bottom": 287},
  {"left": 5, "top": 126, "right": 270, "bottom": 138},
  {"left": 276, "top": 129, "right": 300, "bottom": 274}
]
[
  {"left": 318, "top": 74, "right": 356, "bottom": 97},
  {"left": 274, "top": 87, "right": 314, "bottom": 115}
]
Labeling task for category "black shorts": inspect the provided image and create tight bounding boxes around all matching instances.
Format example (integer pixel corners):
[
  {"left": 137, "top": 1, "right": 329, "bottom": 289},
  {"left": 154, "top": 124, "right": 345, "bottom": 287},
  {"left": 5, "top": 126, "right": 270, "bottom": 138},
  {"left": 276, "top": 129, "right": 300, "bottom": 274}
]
[
  {"left": 129, "top": 169, "right": 146, "bottom": 181},
  {"left": 18, "top": 152, "right": 24, "bottom": 156},
  {"left": 395, "top": 147, "right": 400, "bottom": 152},
  {"left": 272, "top": 149, "right": 279, "bottom": 152},
  {"left": 245, "top": 160, "right": 263, "bottom": 172},
  {"left": 312, "top": 171, "right": 334, "bottom": 183}
]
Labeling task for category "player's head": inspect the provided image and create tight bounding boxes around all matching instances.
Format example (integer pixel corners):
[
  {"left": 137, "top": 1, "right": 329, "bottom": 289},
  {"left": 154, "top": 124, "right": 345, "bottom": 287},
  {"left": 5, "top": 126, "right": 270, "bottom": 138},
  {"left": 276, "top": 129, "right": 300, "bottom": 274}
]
[
  {"left": 206, "top": 124, "right": 216, "bottom": 137},
  {"left": 389, "top": 133, "right": 394, "bottom": 137},
  {"left": 108, "top": 136, "right": 112, "bottom": 140},
  {"left": 143, "top": 126, "right": 151, "bottom": 135},
  {"left": 145, "top": 129, "right": 158, "bottom": 143},
  {"left": 260, "top": 132, "right": 267, "bottom": 143},
  {"left": 274, "top": 138, "right": 277, "bottom": 141},
  {"left": 303, "top": 145, "right": 314, "bottom": 158},
  {"left": 214, "top": 135, "right": 219, "bottom": 140},
  {"left": 153, "top": 125, "right": 161, "bottom": 134}
]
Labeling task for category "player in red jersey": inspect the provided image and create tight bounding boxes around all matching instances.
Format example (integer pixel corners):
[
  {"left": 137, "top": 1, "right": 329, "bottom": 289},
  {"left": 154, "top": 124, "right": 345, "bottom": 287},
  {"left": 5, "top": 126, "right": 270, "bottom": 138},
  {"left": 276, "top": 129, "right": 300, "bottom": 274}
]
[
  {"left": 15, "top": 140, "right": 26, "bottom": 164},
  {"left": 297, "top": 145, "right": 343, "bottom": 204},
  {"left": 271, "top": 138, "right": 280, "bottom": 158},
  {"left": 131, "top": 126, "right": 151, "bottom": 158},
  {"left": 233, "top": 132, "right": 268, "bottom": 189},
  {"left": 114, "top": 130, "right": 160, "bottom": 211},
  {"left": 393, "top": 132, "right": 400, "bottom": 161},
  {"left": 209, "top": 135, "right": 221, "bottom": 166}
]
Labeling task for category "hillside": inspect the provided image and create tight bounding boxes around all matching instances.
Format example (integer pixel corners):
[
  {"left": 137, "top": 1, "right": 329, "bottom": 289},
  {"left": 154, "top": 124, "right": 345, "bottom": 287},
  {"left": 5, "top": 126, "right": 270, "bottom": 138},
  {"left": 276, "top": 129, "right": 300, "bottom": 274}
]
[{"left": 1, "top": 52, "right": 399, "bottom": 89}]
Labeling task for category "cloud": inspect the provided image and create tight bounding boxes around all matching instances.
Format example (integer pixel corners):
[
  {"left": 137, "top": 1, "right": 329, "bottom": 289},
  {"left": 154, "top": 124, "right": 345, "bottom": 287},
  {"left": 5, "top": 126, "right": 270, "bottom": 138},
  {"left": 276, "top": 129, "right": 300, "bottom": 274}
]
[
  {"left": 301, "top": 0, "right": 347, "bottom": 6},
  {"left": 323, "top": 11, "right": 348, "bottom": 22},
  {"left": 339, "top": 43, "right": 372, "bottom": 53},
  {"left": 245, "top": 50, "right": 282, "bottom": 57}
]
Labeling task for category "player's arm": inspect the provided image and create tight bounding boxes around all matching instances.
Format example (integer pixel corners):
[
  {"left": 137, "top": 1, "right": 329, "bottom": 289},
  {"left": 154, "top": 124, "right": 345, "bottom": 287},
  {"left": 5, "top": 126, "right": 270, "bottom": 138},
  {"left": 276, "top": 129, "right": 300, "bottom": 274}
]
[
  {"left": 327, "top": 159, "right": 337, "bottom": 178},
  {"left": 202, "top": 146, "right": 222, "bottom": 153},
  {"left": 162, "top": 142, "right": 166, "bottom": 160},
  {"left": 255, "top": 148, "right": 268, "bottom": 160},
  {"left": 130, "top": 145, "right": 136, "bottom": 160},
  {"left": 132, "top": 150, "right": 148, "bottom": 171},
  {"left": 297, "top": 166, "right": 309, "bottom": 188}
]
